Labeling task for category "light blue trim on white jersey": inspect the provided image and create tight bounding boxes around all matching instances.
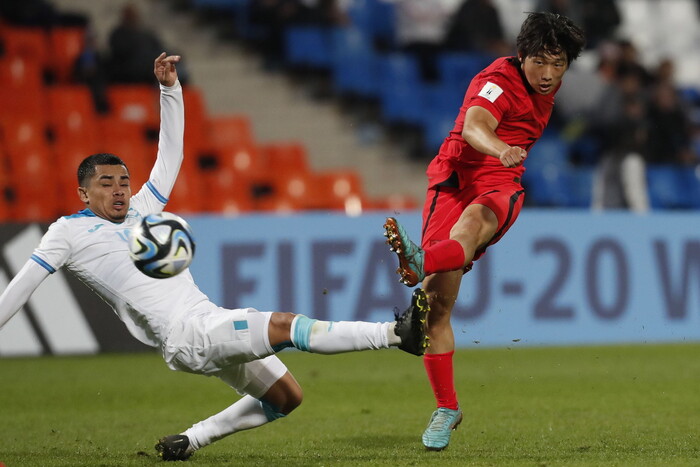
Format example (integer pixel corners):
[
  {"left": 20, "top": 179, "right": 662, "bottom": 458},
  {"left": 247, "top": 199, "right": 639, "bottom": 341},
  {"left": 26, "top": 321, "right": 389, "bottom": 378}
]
[
  {"left": 63, "top": 208, "right": 97, "bottom": 220},
  {"left": 146, "top": 181, "right": 168, "bottom": 204},
  {"left": 31, "top": 254, "right": 56, "bottom": 274}
]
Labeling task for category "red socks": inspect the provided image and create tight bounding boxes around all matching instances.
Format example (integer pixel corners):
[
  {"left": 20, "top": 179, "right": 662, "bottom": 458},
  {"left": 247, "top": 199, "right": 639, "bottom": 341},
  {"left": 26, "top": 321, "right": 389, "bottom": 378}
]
[
  {"left": 423, "top": 239, "right": 466, "bottom": 276},
  {"left": 423, "top": 351, "right": 458, "bottom": 410}
]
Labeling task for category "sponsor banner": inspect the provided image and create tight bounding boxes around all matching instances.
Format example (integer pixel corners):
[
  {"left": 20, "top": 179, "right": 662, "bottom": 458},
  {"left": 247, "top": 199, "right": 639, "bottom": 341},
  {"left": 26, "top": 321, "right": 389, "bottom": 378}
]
[
  {"left": 187, "top": 210, "right": 700, "bottom": 348},
  {"left": 1, "top": 209, "right": 699, "bottom": 356}
]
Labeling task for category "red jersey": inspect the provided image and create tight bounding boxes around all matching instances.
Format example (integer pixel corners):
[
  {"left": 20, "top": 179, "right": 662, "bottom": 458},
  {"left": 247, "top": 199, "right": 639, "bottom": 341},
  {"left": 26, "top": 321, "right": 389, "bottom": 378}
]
[{"left": 427, "top": 56, "right": 558, "bottom": 189}]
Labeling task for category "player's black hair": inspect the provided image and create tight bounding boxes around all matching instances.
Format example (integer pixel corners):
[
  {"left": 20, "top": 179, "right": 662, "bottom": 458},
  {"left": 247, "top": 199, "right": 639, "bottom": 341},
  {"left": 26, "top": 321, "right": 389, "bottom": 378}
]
[
  {"left": 77, "top": 153, "right": 129, "bottom": 187},
  {"left": 516, "top": 11, "right": 586, "bottom": 65}
]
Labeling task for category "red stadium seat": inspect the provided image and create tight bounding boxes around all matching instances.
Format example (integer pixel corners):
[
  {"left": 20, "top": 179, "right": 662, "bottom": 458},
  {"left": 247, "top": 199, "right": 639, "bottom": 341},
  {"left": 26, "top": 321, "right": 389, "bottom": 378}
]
[
  {"left": 48, "top": 27, "right": 86, "bottom": 83},
  {"left": 259, "top": 141, "right": 310, "bottom": 174},
  {"left": 0, "top": 56, "right": 44, "bottom": 90},
  {"left": 206, "top": 115, "right": 255, "bottom": 150},
  {"left": 0, "top": 26, "right": 49, "bottom": 70},
  {"left": 0, "top": 116, "right": 48, "bottom": 153},
  {"left": 47, "top": 85, "right": 99, "bottom": 145},
  {"left": 107, "top": 85, "right": 160, "bottom": 129}
]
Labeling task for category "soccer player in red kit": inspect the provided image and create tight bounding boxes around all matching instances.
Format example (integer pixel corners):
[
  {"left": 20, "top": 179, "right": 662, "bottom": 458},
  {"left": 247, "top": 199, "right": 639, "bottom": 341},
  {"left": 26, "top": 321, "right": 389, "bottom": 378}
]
[{"left": 384, "top": 12, "right": 586, "bottom": 450}]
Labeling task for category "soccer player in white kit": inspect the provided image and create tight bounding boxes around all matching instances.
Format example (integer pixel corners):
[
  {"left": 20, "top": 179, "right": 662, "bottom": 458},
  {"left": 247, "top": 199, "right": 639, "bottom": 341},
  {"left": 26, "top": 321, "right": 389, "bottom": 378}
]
[{"left": 0, "top": 53, "right": 430, "bottom": 461}]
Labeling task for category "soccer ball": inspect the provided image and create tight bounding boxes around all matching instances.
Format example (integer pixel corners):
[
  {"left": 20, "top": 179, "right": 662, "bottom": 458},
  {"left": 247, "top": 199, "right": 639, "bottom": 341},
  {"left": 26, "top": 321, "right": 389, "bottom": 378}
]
[{"left": 128, "top": 211, "right": 196, "bottom": 279}]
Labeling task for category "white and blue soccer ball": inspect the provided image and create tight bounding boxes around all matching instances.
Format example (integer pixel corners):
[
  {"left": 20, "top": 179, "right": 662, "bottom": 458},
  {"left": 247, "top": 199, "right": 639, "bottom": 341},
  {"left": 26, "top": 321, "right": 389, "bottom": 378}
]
[{"left": 128, "top": 211, "right": 196, "bottom": 279}]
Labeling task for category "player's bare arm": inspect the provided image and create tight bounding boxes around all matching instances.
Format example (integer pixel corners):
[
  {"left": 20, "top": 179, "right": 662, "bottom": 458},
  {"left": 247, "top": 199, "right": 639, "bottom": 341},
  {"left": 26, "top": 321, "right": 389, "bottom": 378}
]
[
  {"left": 154, "top": 52, "right": 181, "bottom": 87},
  {"left": 462, "top": 106, "right": 526, "bottom": 168}
]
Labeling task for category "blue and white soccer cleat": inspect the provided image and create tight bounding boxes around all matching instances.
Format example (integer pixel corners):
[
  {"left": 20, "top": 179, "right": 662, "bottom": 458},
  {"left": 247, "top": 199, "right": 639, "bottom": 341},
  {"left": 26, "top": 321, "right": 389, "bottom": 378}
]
[
  {"left": 422, "top": 407, "right": 463, "bottom": 451},
  {"left": 383, "top": 217, "right": 425, "bottom": 287}
]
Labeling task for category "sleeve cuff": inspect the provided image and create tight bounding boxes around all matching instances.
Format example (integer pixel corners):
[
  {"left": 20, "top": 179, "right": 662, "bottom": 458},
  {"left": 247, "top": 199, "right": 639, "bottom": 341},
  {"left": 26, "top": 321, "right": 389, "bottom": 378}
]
[{"left": 159, "top": 80, "right": 181, "bottom": 92}]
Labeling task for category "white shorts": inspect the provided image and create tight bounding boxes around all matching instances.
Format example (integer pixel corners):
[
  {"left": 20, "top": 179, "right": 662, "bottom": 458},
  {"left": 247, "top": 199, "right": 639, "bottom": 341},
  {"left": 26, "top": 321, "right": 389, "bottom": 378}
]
[{"left": 162, "top": 306, "right": 288, "bottom": 398}]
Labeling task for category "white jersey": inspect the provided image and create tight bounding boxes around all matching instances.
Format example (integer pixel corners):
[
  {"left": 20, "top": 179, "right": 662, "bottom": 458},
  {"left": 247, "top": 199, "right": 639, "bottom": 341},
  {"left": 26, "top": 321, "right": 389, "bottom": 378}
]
[{"left": 0, "top": 81, "right": 211, "bottom": 348}]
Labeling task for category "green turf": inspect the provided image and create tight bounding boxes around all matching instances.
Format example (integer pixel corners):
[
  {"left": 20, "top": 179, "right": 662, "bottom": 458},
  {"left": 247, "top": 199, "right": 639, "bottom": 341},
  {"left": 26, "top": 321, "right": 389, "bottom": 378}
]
[{"left": 0, "top": 344, "right": 699, "bottom": 466}]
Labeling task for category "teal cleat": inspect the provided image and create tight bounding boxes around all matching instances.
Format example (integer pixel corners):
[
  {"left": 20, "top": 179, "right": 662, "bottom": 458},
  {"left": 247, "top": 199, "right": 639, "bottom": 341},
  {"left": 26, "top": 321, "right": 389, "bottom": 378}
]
[
  {"left": 383, "top": 217, "right": 425, "bottom": 287},
  {"left": 422, "top": 407, "right": 463, "bottom": 451}
]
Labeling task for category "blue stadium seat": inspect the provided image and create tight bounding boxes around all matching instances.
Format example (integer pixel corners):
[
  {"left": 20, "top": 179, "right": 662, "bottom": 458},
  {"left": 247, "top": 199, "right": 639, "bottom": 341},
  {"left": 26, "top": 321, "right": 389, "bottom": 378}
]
[
  {"left": 523, "top": 163, "right": 576, "bottom": 207},
  {"left": 331, "top": 28, "right": 380, "bottom": 98},
  {"left": 437, "top": 53, "right": 492, "bottom": 91},
  {"left": 527, "top": 136, "right": 571, "bottom": 170},
  {"left": 285, "top": 26, "right": 333, "bottom": 69},
  {"left": 346, "top": 0, "right": 396, "bottom": 48},
  {"left": 417, "top": 84, "right": 461, "bottom": 152},
  {"left": 646, "top": 165, "right": 691, "bottom": 209},
  {"left": 378, "top": 53, "right": 424, "bottom": 125},
  {"left": 568, "top": 167, "right": 594, "bottom": 208}
]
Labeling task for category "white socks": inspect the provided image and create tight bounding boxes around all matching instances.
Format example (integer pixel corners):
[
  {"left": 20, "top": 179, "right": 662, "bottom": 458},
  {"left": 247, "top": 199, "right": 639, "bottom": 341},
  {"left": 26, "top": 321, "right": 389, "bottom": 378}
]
[
  {"left": 183, "top": 395, "right": 283, "bottom": 450},
  {"left": 290, "top": 315, "right": 400, "bottom": 353}
]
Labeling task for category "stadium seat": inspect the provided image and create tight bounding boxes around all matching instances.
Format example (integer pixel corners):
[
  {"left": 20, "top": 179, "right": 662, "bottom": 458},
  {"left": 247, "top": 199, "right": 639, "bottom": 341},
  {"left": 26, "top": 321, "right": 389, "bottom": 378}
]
[
  {"left": 182, "top": 86, "right": 209, "bottom": 157},
  {"left": 200, "top": 166, "right": 255, "bottom": 215},
  {"left": 437, "top": 52, "right": 491, "bottom": 91},
  {"left": 346, "top": 0, "right": 396, "bottom": 49},
  {"left": 527, "top": 135, "right": 571, "bottom": 169},
  {"left": 0, "top": 55, "right": 44, "bottom": 90},
  {"left": 568, "top": 167, "right": 594, "bottom": 208},
  {"left": 646, "top": 165, "right": 690, "bottom": 209},
  {"left": 107, "top": 85, "right": 160, "bottom": 129},
  {"left": 331, "top": 27, "right": 380, "bottom": 98},
  {"left": 166, "top": 168, "right": 205, "bottom": 214},
  {"left": 524, "top": 163, "right": 576, "bottom": 207},
  {"left": 47, "top": 85, "right": 99, "bottom": 145},
  {"left": 259, "top": 142, "right": 309, "bottom": 174},
  {"left": 48, "top": 27, "right": 86, "bottom": 83},
  {"left": 285, "top": 26, "right": 334, "bottom": 69},
  {"left": 206, "top": 115, "right": 255, "bottom": 150},
  {"left": 0, "top": 26, "right": 49, "bottom": 71},
  {"left": 12, "top": 192, "right": 62, "bottom": 222},
  {"left": 0, "top": 116, "right": 48, "bottom": 153},
  {"left": 378, "top": 53, "right": 425, "bottom": 125}
]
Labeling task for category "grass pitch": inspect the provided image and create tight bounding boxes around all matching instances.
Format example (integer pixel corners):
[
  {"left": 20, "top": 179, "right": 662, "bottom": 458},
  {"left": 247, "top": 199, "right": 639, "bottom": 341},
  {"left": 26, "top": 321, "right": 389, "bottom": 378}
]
[{"left": 0, "top": 344, "right": 699, "bottom": 466}]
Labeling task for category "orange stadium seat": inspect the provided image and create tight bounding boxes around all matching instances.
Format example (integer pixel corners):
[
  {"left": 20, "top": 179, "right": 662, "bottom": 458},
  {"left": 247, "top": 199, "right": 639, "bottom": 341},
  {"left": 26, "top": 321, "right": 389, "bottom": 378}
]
[
  {"left": 213, "top": 142, "right": 264, "bottom": 175},
  {"left": 107, "top": 85, "right": 160, "bottom": 129},
  {"left": 0, "top": 56, "right": 44, "bottom": 90},
  {"left": 206, "top": 115, "right": 255, "bottom": 150},
  {"left": 47, "top": 85, "right": 99, "bottom": 145},
  {"left": 166, "top": 168, "right": 204, "bottom": 214},
  {"left": 0, "top": 116, "right": 48, "bottom": 153},
  {"left": 0, "top": 26, "right": 49, "bottom": 70},
  {"left": 12, "top": 193, "right": 62, "bottom": 222},
  {"left": 259, "top": 142, "right": 309, "bottom": 174},
  {"left": 182, "top": 86, "right": 208, "bottom": 156},
  {"left": 6, "top": 142, "right": 54, "bottom": 198},
  {"left": 200, "top": 167, "right": 255, "bottom": 215},
  {"left": 48, "top": 26, "right": 86, "bottom": 83}
]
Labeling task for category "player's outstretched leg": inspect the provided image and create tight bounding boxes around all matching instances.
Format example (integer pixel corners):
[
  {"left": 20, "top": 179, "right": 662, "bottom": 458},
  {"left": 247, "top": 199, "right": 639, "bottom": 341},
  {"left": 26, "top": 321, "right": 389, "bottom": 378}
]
[
  {"left": 286, "top": 290, "right": 429, "bottom": 356},
  {"left": 422, "top": 406, "right": 463, "bottom": 451},
  {"left": 155, "top": 434, "right": 193, "bottom": 461},
  {"left": 394, "top": 288, "right": 430, "bottom": 356},
  {"left": 384, "top": 217, "right": 425, "bottom": 287}
]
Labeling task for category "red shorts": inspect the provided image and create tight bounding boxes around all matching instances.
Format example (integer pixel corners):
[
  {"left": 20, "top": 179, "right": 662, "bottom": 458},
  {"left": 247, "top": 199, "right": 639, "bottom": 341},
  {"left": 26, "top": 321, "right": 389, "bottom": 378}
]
[{"left": 421, "top": 172, "right": 525, "bottom": 269}]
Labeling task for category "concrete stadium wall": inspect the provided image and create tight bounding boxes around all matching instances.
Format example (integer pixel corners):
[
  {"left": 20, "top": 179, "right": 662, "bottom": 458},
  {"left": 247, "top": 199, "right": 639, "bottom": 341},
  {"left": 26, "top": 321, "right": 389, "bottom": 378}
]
[{"left": 2, "top": 209, "right": 700, "bottom": 356}]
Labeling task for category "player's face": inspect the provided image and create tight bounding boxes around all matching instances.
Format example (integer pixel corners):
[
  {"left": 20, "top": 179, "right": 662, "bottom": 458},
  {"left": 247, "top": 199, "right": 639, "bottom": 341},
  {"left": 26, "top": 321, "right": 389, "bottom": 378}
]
[
  {"left": 520, "top": 52, "right": 569, "bottom": 95},
  {"left": 78, "top": 164, "right": 132, "bottom": 223}
]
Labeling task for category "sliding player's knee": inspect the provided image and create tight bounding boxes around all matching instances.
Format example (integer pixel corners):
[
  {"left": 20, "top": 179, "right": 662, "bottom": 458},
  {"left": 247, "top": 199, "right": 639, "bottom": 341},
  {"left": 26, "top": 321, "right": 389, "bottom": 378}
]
[
  {"left": 281, "top": 384, "right": 303, "bottom": 414},
  {"left": 268, "top": 312, "right": 296, "bottom": 344}
]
